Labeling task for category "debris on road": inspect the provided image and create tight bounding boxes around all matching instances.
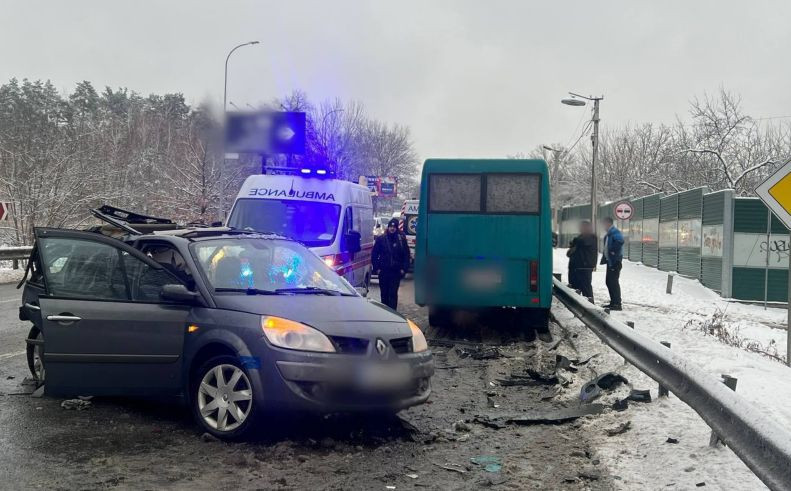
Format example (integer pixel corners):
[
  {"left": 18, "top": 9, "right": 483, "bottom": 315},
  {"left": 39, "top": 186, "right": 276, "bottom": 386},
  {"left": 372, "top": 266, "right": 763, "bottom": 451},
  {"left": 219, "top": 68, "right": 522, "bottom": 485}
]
[
  {"left": 453, "top": 420, "right": 472, "bottom": 432},
  {"left": 580, "top": 372, "right": 629, "bottom": 402},
  {"left": 474, "top": 404, "right": 606, "bottom": 428},
  {"left": 666, "top": 437, "right": 679, "bottom": 444},
  {"left": 31, "top": 385, "right": 44, "bottom": 398},
  {"left": 470, "top": 455, "right": 502, "bottom": 473},
  {"left": 626, "top": 389, "right": 651, "bottom": 403},
  {"left": 60, "top": 398, "right": 91, "bottom": 410},
  {"left": 200, "top": 432, "right": 220, "bottom": 443},
  {"left": 405, "top": 473, "right": 418, "bottom": 479},
  {"left": 605, "top": 421, "right": 632, "bottom": 436},
  {"left": 539, "top": 386, "right": 560, "bottom": 401},
  {"left": 433, "top": 462, "right": 467, "bottom": 474}
]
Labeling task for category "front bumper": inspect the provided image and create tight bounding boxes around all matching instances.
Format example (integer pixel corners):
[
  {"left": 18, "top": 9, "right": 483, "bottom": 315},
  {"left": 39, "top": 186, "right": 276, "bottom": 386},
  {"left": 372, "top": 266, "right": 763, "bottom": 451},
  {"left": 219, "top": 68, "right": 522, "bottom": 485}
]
[{"left": 272, "top": 351, "right": 434, "bottom": 412}]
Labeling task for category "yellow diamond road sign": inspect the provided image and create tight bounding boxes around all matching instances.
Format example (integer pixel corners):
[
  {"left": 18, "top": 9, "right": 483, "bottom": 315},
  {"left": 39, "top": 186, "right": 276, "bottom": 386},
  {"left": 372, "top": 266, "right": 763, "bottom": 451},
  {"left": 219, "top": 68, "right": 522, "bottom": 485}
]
[{"left": 756, "top": 160, "right": 791, "bottom": 230}]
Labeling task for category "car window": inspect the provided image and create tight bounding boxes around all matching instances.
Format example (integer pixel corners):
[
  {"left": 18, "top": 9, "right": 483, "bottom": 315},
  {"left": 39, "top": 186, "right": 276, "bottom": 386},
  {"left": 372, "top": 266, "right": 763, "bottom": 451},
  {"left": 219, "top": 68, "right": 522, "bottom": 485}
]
[
  {"left": 122, "top": 253, "right": 181, "bottom": 302},
  {"left": 38, "top": 237, "right": 129, "bottom": 300},
  {"left": 140, "top": 243, "right": 194, "bottom": 287}
]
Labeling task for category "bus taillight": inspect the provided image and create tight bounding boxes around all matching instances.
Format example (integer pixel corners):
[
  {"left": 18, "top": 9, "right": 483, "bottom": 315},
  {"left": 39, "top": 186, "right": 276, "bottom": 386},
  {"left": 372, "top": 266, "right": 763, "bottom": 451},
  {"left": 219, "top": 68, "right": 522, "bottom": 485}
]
[{"left": 529, "top": 260, "right": 538, "bottom": 292}]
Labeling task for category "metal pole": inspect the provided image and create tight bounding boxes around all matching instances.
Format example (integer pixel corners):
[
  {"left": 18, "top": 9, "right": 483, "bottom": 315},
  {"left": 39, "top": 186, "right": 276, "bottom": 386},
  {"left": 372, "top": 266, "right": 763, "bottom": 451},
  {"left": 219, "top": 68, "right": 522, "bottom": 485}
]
[
  {"left": 591, "top": 98, "right": 600, "bottom": 243},
  {"left": 220, "top": 41, "right": 259, "bottom": 223},
  {"left": 765, "top": 208, "right": 771, "bottom": 310},
  {"left": 788, "top": 256, "right": 791, "bottom": 367}
]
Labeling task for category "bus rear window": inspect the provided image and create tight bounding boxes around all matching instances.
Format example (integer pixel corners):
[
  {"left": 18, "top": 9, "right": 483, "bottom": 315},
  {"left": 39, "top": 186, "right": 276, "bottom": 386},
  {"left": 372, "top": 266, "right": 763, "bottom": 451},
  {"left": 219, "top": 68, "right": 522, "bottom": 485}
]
[
  {"left": 428, "top": 173, "right": 541, "bottom": 214},
  {"left": 486, "top": 174, "right": 540, "bottom": 213},
  {"left": 429, "top": 174, "right": 481, "bottom": 212}
]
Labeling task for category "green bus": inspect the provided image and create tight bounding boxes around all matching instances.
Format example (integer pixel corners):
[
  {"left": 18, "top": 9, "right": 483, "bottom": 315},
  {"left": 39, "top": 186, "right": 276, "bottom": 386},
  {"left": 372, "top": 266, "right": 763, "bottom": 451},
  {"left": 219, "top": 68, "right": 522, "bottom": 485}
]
[{"left": 413, "top": 159, "right": 553, "bottom": 330}]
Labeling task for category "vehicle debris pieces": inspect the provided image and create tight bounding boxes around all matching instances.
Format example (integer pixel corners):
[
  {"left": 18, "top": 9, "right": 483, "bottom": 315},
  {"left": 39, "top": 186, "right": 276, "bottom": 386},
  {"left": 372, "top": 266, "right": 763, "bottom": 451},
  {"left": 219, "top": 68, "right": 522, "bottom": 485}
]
[
  {"left": 474, "top": 404, "right": 606, "bottom": 428},
  {"left": 60, "top": 398, "right": 91, "bottom": 410},
  {"left": 605, "top": 421, "right": 632, "bottom": 436},
  {"left": 470, "top": 455, "right": 502, "bottom": 473},
  {"left": 580, "top": 372, "right": 629, "bottom": 402}
]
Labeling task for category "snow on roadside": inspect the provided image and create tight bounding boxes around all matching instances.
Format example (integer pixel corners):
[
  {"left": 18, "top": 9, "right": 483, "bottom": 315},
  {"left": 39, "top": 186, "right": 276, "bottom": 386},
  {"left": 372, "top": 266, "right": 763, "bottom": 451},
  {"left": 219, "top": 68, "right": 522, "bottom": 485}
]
[
  {"left": 553, "top": 248, "right": 791, "bottom": 490},
  {"left": 0, "top": 267, "right": 23, "bottom": 284}
]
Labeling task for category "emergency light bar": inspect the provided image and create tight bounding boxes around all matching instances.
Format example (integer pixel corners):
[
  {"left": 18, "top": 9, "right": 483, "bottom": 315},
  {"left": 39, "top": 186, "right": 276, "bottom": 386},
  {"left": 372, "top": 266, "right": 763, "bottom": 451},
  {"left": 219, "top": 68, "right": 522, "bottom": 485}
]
[{"left": 266, "top": 165, "right": 336, "bottom": 178}]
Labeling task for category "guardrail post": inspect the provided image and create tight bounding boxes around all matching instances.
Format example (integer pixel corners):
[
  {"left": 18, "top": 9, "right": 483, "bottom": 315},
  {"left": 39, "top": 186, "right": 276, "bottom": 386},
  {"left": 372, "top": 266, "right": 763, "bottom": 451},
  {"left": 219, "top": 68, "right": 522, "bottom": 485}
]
[
  {"left": 12, "top": 259, "right": 18, "bottom": 270},
  {"left": 666, "top": 273, "right": 674, "bottom": 294},
  {"left": 709, "top": 375, "right": 738, "bottom": 447},
  {"left": 658, "top": 341, "right": 671, "bottom": 397}
]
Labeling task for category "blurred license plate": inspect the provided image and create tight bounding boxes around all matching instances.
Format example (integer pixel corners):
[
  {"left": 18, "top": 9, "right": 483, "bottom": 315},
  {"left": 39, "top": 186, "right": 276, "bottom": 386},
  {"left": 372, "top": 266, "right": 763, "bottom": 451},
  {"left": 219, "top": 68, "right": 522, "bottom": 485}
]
[
  {"left": 358, "top": 363, "right": 411, "bottom": 388},
  {"left": 465, "top": 269, "right": 502, "bottom": 288}
]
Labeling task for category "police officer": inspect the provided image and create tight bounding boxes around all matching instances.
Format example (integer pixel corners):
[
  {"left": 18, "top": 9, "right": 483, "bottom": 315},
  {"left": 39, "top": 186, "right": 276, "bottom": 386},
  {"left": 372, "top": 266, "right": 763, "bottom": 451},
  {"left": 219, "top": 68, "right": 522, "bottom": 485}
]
[{"left": 372, "top": 218, "right": 410, "bottom": 310}]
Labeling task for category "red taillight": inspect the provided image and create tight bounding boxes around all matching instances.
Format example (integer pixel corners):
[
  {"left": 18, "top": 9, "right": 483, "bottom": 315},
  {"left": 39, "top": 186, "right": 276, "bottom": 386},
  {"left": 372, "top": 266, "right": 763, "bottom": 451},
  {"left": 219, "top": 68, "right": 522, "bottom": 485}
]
[{"left": 529, "top": 260, "right": 538, "bottom": 292}]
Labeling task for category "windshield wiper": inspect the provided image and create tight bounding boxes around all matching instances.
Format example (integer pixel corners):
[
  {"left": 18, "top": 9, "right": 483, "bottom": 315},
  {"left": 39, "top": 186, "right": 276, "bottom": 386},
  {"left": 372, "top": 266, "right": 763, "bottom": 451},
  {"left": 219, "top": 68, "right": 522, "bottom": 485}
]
[
  {"left": 274, "top": 286, "right": 353, "bottom": 296},
  {"left": 213, "top": 287, "right": 279, "bottom": 295}
]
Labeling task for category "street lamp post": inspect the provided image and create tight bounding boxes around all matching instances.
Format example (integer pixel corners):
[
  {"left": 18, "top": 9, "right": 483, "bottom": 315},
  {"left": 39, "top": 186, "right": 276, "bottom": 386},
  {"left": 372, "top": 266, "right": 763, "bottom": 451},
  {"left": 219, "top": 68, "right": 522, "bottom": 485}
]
[
  {"left": 220, "top": 41, "right": 259, "bottom": 222},
  {"left": 562, "top": 92, "right": 603, "bottom": 239}
]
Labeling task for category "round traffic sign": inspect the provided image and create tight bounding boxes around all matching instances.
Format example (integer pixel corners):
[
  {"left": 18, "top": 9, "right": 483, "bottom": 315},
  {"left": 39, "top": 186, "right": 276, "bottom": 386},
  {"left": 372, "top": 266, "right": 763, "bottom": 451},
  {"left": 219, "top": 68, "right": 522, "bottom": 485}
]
[{"left": 613, "top": 201, "right": 633, "bottom": 220}]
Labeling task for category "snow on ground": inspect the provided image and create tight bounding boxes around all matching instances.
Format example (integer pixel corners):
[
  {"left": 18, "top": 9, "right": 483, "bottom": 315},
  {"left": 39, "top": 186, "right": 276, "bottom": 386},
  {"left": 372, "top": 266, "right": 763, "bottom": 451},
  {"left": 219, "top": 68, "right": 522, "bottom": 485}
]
[
  {"left": 0, "top": 267, "right": 23, "bottom": 284},
  {"left": 553, "top": 248, "right": 791, "bottom": 490}
]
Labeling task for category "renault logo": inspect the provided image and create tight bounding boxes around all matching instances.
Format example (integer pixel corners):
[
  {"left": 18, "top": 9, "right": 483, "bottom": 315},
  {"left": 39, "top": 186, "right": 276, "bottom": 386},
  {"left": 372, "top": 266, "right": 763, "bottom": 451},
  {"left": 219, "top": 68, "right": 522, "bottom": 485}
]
[{"left": 375, "top": 339, "right": 388, "bottom": 357}]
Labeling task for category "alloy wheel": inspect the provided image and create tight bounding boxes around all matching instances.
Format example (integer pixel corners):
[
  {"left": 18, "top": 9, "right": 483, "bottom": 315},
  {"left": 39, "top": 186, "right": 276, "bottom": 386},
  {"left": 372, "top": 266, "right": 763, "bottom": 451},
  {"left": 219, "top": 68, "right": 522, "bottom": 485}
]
[
  {"left": 197, "top": 364, "right": 253, "bottom": 432},
  {"left": 33, "top": 332, "right": 45, "bottom": 383}
]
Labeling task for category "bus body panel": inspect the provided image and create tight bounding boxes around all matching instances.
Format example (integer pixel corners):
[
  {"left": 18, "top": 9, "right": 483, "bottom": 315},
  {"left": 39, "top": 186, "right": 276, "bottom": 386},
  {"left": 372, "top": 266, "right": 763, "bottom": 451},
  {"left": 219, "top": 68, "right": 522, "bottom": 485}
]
[{"left": 414, "top": 159, "right": 552, "bottom": 310}]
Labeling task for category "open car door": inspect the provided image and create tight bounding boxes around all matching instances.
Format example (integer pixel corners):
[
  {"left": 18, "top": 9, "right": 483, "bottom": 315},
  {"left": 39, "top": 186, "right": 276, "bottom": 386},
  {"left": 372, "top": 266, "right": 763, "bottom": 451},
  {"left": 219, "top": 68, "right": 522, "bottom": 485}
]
[{"left": 34, "top": 227, "right": 195, "bottom": 397}]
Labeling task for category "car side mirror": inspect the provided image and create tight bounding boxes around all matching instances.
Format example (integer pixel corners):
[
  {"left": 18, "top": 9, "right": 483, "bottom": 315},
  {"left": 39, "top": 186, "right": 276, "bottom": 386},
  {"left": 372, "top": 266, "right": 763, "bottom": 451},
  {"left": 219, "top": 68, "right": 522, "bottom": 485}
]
[
  {"left": 161, "top": 284, "right": 199, "bottom": 302},
  {"left": 345, "top": 230, "right": 362, "bottom": 253}
]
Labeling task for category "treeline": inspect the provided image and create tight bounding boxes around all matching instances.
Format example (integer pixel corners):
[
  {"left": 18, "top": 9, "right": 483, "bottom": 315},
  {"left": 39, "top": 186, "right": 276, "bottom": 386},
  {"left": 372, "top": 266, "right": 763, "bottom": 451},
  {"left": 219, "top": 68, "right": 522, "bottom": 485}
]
[
  {"left": 523, "top": 88, "right": 791, "bottom": 208},
  {"left": 0, "top": 79, "right": 420, "bottom": 245}
]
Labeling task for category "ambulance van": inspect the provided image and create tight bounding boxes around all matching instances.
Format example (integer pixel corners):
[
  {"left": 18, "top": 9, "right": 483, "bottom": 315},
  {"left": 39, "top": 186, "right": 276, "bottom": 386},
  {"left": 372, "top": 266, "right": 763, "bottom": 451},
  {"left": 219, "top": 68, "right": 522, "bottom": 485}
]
[
  {"left": 227, "top": 173, "right": 375, "bottom": 292},
  {"left": 401, "top": 199, "right": 419, "bottom": 270}
]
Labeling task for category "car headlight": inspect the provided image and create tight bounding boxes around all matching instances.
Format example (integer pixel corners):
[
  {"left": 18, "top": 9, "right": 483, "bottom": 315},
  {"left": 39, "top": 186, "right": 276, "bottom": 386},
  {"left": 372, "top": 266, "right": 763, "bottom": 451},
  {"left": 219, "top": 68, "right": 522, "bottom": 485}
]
[
  {"left": 261, "top": 316, "right": 335, "bottom": 353},
  {"left": 407, "top": 319, "right": 428, "bottom": 352}
]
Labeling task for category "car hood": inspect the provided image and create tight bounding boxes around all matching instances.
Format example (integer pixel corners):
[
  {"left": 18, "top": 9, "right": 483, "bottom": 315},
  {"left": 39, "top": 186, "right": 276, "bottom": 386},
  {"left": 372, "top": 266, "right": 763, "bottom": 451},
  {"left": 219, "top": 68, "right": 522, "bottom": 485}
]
[{"left": 212, "top": 295, "right": 412, "bottom": 337}]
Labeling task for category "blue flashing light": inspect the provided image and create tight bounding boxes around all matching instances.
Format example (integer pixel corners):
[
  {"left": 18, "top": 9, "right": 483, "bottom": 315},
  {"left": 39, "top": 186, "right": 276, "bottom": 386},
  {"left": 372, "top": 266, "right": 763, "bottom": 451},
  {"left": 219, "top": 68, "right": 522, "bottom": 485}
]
[
  {"left": 316, "top": 169, "right": 327, "bottom": 175},
  {"left": 300, "top": 168, "right": 311, "bottom": 174}
]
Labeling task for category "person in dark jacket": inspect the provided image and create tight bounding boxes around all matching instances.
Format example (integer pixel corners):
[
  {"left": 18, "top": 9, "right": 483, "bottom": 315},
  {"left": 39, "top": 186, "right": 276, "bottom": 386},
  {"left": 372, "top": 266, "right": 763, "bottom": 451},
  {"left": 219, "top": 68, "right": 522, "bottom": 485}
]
[
  {"left": 601, "top": 216, "right": 625, "bottom": 310},
  {"left": 371, "top": 218, "right": 410, "bottom": 310},
  {"left": 566, "top": 220, "right": 597, "bottom": 302}
]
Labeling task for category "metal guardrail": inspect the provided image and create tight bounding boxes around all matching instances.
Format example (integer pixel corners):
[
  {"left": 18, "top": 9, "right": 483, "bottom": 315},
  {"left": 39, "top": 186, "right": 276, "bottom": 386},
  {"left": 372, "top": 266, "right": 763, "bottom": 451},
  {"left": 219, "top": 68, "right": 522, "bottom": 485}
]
[
  {"left": 553, "top": 278, "right": 791, "bottom": 491},
  {"left": 0, "top": 246, "right": 32, "bottom": 262}
]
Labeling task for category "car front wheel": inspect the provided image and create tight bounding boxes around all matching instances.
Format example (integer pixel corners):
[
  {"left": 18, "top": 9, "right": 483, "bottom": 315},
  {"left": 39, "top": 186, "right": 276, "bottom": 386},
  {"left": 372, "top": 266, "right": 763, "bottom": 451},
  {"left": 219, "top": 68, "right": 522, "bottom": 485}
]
[
  {"left": 25, "top": 326, "right": 45, "bottom": 385},
  {"left": 192, "top": 356, "right": 256, "bottom": 439}
]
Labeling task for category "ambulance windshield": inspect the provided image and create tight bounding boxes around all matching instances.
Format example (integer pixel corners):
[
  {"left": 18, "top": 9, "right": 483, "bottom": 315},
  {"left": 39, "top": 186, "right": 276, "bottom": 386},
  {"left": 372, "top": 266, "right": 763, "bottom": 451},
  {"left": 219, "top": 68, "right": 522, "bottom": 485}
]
[{"left": 228, "top": 199, "right": 342, "bottom": 247}]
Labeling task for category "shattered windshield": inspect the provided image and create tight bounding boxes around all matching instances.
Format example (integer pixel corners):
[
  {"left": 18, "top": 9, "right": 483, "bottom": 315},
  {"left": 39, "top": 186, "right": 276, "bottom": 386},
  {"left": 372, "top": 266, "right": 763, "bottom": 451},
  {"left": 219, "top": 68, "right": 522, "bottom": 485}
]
[{"left": 191, "top": 238, "right": 354, "bottom": 295}]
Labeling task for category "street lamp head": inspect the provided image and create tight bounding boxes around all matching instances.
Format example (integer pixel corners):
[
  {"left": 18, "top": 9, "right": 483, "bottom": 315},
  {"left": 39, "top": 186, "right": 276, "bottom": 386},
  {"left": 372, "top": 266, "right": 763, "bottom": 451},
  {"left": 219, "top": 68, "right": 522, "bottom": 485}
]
[
  {"left": 249, "top": 41, "right": 260, "bottom": 45},
  {"left": 561, "top": 98, "right": 586, "bottom": 107},
  {"left": 543, "top": 145, "right": 560, "bottom": 152}
]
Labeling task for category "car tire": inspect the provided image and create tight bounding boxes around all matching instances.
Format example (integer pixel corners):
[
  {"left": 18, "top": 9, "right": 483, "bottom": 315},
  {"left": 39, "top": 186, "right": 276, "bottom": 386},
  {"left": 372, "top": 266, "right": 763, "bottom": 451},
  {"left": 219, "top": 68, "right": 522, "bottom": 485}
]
[
  {"left": 191, "top": 355, "right": 257, "bottom": 440},
  {"left": 25, "top": 326, "right": 45, "bottom": 386}
]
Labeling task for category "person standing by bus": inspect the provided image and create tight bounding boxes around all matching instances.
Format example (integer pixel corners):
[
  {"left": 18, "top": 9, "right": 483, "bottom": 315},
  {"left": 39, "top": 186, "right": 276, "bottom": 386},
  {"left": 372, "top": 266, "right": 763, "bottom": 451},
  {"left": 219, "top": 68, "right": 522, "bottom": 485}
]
[
  {"left": 601, "top": 216, "right": 624, "bottom": 310},
  {"left": 566, "top": 220, "right": 597, "bottom": 302},
  {"left": 372, "top": 218, "right": 410, "bottom": 310}
]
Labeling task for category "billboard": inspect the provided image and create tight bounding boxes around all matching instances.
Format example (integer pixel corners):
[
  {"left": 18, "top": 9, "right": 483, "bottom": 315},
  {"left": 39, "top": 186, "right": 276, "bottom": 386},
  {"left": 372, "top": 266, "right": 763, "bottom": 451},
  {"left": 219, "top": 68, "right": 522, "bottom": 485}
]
[
  {"left": 225, "top": 111, "right": 306, "bottom": 154},
  {"left": 359, "top": 176, "right": 398, "bottom": 197}
]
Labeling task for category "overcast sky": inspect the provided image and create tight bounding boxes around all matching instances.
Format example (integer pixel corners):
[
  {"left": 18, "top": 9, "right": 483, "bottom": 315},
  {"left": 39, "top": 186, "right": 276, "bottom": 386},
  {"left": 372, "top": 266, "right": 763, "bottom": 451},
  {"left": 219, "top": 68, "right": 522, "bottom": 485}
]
[{"left": 2, "top": 1, "right": 790, "bottom": 160}]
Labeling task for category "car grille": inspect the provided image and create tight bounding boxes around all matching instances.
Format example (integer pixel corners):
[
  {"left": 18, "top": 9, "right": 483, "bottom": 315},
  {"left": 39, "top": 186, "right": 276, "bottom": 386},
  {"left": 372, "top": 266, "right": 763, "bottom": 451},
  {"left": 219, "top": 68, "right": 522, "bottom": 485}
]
[
  {"left": 329, "top": 336, "right": 369, "bottom": 355},
  {"left": 389, "top": 337, "right": 412, "bottom": 354}
]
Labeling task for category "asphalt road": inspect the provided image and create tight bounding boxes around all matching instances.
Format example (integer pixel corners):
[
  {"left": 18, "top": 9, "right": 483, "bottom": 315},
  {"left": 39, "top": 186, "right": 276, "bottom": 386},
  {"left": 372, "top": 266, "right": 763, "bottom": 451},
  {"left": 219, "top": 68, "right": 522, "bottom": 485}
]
[{"left": 0, "top": 279, "right": 612, "bottom": 490}]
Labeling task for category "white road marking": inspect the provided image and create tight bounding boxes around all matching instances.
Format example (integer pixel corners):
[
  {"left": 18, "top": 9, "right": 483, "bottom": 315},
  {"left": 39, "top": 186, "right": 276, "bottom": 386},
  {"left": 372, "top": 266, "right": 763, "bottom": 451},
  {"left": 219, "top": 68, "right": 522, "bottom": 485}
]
[{"left": 0, "top": 350, "right": 25, "bottom": 360}]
